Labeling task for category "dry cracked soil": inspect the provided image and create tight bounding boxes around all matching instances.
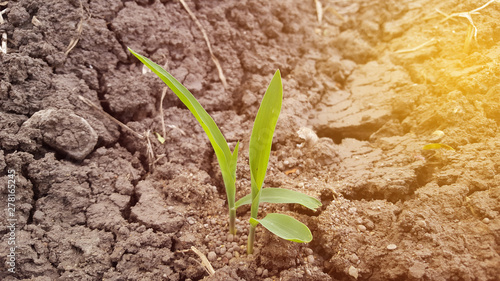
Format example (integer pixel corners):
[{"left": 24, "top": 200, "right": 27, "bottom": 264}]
[{"left": 1, "top": 0, "right": 500, "bottom": 280}]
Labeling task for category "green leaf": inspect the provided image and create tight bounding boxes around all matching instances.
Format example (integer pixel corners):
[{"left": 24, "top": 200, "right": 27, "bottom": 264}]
[
  {"left": 250, "top": 189, "right": 262, "bottom": 218},
  {"left": 254, "top": 213, "right": 312, "bottom": 243},
  {"left": 235, "top": 188, "right": 322, "bottom": 211},
  {"left": 230, "top": 141, "right": 240, "bottom": 181},
  {"left": 249, "top": 70, "right": 283, "bottom": 194},
  {"left": 155, "top": 132, "right": 166, "bottom": 144},
  {"left": 129, "top": 48, "right": 237, "bottom": 207},
  {"left": 249, "top": 217, "right": 259, "bottom": 228},
  {"left": 422, "top": 143, "right": 455, "bottom": 151}
]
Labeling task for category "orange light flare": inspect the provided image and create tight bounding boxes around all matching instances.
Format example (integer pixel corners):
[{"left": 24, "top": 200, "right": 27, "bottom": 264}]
[{"left": 436, "top": 0, "right": 497, "bottom": 53}]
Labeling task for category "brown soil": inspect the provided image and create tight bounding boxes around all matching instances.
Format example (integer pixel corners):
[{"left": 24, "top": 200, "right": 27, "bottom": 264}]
[{"left": 1, "top": 0, "right": 499, "bottom": 280}]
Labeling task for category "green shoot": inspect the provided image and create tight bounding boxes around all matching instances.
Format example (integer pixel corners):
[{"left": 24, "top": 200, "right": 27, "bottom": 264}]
[
  {"left": 155, "top": 132, "right": 166, "bottom": 144},
  {"left": 129, "top": 48, "right": 239, "bottom": 234},
  {"left": 422, "top": 142, "right": 455, "bottom": 163},
  {"left": 422, "top": 143, "right": 455, "bottom": 151},
  {"left": 246, "top": 70, "right": 320, "bottom": 254},
  {"left": 235, "top": 188, "right": 321, "bottom": 211},
  {"left": 129, "top": 49, "right": 321, "bottom": 253}
]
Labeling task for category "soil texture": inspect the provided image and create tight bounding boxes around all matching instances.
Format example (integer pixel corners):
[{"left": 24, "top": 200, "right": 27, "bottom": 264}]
[{"left": 1, "top": 0, "right": 499, "bottom": 280}]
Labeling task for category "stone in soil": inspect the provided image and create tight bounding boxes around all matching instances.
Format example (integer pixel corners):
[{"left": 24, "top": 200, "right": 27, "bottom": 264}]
[{"left": 20, "top": 109, "right": 98, "bottom": 160}]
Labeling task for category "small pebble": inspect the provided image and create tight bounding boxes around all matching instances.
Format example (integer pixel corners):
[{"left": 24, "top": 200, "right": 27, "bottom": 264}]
[
  {"left": 416, "top": 220, "right": 427, "bottom": 228},
  {"left": 365, "top": 219, "right": 375, "bottom": 230},
  {"left": 483, "top": 218, "right": 490, "bottom": 224},
  {"left": 307, "top": 255, "right": 315, "bottom": 264},
  {"left": 262, "top": 269, "right": 269, "bottom": 277},
  {"left": 357, "top": 225, "right": 366, "bottom": 232},
  {"left": 256, "top": 267, "right": 263, "bottom": 276},
  {"left": 387, "top": 244, "right": 397, "bottom": 250},
  {"left": 323, "top": 260, "right": 332, "bottom": 270},
  {"left": 227, "top": 234, "right": 234, "bottom": 242},
  {"left": 347, "top": 253, "right": 359, "bottom": 264},
  {"left": 348, "top": 266, "right": 359, "bottom": 279},
  {"left": 225, "top": 252, "right": 233, "bottom": 259},
  {"left": 304, "top": 248, "right": 313, "bottom": 255},
  {"left": 207, "top": 251, "right": 217, "bottom": 262},
  {"left": 219, "top": 246, "right": 227, "bottom": 255},
  {"left": 118, "top": 226, "right": 129, "bottom": 236}
]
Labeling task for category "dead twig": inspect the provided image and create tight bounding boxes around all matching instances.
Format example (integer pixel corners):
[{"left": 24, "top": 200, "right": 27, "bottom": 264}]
[
  {"left": 158, "top": 87, "right": 186, "bottom": 141},
  {"left": 65, "top": 0, "right": 89, "bottom": 56},
  {"left": 160, "top": 87, "right": 168, "bottom": 140},
  {"left": 179, "top": 0, "right": 228, "bottom": 89},
  {"left": 0, "top": 4, "right": 8, "bottom": 54},
  {"left": 65, "top": 19, "right": 83, "bottom": 55},
  {"left": 0, "top": 7, "right": 9, "bottom": 24},
  {"left": 190, "top": 246, "right": 215, "bottom": 276},
  {"left": 145, "top": 130, "right": 156, "bottom": 170},
  {"left": 325, "top": 6, "right": 345, "bottom": 21},
  {"left": 395, "top": 38, "right": 436, "bottom": 54},
  {"left": 314, "top": 0, "right": 323, "bottom": 24},
  {"left": 31, "top": 16, "right": 42, "bottom": 26},
  {"left": 436, "top": 0, "right": 497, "bottom": 52},
  {"left": 77, "top": 95, "right": 144, "bottom": 139},
  {"left": 1, "top": 32, "right": 6, "bottom": 54}
]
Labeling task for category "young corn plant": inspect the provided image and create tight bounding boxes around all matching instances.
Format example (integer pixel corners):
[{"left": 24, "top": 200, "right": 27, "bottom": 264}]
[
  {"left": 232, "top": 71, "right": 320, "bottom": 254},
  {"left": 129, "top": 48, "right": 239, "bottom": 234},
  {"left": 129, "top": 48, "right": 321, "bottom": 252}
]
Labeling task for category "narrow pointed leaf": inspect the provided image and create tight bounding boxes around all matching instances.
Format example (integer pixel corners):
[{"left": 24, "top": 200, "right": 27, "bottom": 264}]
[
  {"left": 255, "top": 213, "right": 312, "bottom": 243},
  {"left": 249, "top": 70, "right": 283, "bottom": 194},
  {"left": 250, "top": 189, "right": 262, "bottom": 218},
  {"left": 129, "top": 48, "right": 237, "bottom": 205},
  {"left": 422, "top": 143, "right": 455, "bottom": 151},
  {"left": 249, "top": 217, "right": 259, "bottom": 228},
  {"left": 155, "top": 132, "right": 166, "bottom": 144},
  {"left": 235, "top": 188, "right": 322, "bottom": 211},
  {"left": 230, "top": 142, "right": 240, "bottom": 179}
]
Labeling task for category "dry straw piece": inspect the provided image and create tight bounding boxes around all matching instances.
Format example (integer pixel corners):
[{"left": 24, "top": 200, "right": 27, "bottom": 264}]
[
  {"left": 395, "top": 38, "right": 436, "bottom": 54},
  {"left": 0, "top": 5, "right": 7, "bottom": 54},
  {"left": 65, "top": 0, "right": 88, "bottom": 56},
  {"left": 179, "top": 0, "right": 228, "bottom": 89},
  {"left": 77, "top": 95, "right": 144, "bottom": 139},
  {"left": 315, "top": 0, "right": 323, "bottom": 24},
  {"left": 1, "top": 32, "right": 6, "bottom": 55},
  {"left": 190, "top": 246, "right": 215, "bottom": 276},
  {"left": 436, "top": 0, "right": 497, "bottom": 52}
]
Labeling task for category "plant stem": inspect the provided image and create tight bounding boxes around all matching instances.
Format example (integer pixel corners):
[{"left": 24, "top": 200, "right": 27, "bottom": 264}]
[
  {"left": 247, "top": 224, "right": 256, "bottom": 254},
  {"left": 229, "top": 208, "right": 236, "bottom": 235},
  {"left": 247, "top": 189, "right": 261, "bottom": 254}
]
